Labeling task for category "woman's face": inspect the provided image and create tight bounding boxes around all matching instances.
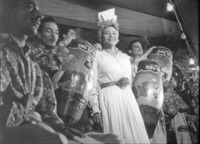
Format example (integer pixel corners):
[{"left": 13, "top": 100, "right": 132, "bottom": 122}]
[
  {"left": 130, "top": 42, "right": 143, "bottom": 56},
  {"left": 101, "top": 26, "right": 119, "bottom": 47}
]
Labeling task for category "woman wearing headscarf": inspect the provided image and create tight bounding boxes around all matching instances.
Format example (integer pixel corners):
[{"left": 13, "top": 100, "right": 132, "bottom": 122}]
[{"left": 89, "top": 14, "right": 150, "bottom": 144}]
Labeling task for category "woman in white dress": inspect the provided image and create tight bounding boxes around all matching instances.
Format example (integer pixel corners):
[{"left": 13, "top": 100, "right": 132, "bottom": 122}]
[{"left": 89, "top": 18, "right": 150, "bottom": 144}]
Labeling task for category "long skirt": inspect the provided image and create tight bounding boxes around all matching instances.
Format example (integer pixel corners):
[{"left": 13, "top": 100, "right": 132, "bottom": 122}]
[{"left": 99, "top": 86, "right": 150, "bottom": 144}]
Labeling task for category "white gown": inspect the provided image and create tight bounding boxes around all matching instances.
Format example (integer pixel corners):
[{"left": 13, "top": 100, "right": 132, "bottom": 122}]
[{"left": 91, "top": 50, "right": 150, "bottom": 144}]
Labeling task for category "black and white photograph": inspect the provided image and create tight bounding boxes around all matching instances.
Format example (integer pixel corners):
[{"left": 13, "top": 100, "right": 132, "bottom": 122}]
[{"left": 0, "top": 0, "right": 199, "bottom": 143}]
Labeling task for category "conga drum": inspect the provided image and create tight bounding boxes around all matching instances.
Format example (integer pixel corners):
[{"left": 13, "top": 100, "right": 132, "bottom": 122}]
[
  {"left": 147, "top": 46, "right": 173, "bottom": 86},
  {"left": 53, "top": 39, "right": 96, "bottom": 124},
  {"left": 132, "top": 60, "right": 164, "bottom": 139}
]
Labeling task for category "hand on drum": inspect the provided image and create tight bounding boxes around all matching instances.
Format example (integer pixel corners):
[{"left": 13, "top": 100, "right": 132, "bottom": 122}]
[
  {"left": 146, "top": 46, "right": 156, "bottom": 55},
  {"left": 64, "top": 109, "right": 94, "bottom": 134},
  {"left": 58, "top": 29, "right": 76, "bottom": 47},
  {"left": 63, "top": 125, "right": 86, "bottom": 138},
  {"left": 65, "top": 29, "right": 76, "bottom": 39},
  {"left": 135, "top": 46, "right": 156, "bottom": 63},
  {"left": 92, "top": 113, "right": 103, "bottom": 131},
  {"left": 75, "top": 110, "right": 94, "bottom": 133}
]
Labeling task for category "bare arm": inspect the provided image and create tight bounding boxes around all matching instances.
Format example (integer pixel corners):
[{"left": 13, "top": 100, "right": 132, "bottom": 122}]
[
  {"left": 58, "top": 29, "right": 76, "bottom": 47},
  {"left": 135, "top": 46, "right": 156, "bottom": 63}
]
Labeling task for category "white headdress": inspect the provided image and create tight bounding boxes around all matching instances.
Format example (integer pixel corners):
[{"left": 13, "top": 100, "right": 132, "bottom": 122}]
[{"left": 97, "top": 8, "right": 119, "bottom": 41}]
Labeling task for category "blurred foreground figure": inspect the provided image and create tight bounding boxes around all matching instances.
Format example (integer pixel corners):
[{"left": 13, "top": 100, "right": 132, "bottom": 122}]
[{"left": 0, "top": 0, "right": 68, "bottom": 143}]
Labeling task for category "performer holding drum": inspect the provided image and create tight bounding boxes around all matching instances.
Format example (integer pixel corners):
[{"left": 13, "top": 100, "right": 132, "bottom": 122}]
[
  {"left": 147, "top": 46, "right": 173, "bottom": 143},
  {"left": 147, "top": 46, "right": 173, "bottom": 91},
  {"left": 128, "top": 39, "right": 155, "bottom": 80},
  {"left": 53, "top": 38, "right": 96, "bottom": 124},
  {"left": 130, "top": 41, "right": 173, "bottom": 143},
  {"left": 132, "top": 60, "right": 164, "bottom": 138}
]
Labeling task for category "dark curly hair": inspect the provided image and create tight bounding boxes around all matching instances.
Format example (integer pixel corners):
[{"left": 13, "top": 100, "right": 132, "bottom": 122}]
[
  {"left": 128, "top": 39, "right": 143, "bottom": 51},
  {"left": 37, "top": 16, "right": 57, "bottom": 33}
]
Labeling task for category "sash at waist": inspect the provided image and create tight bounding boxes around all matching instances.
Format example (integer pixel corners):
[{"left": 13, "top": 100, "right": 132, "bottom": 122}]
[
  {"left": 100, "top": 77, "right": 130, "bottom": 89},
  {"left": 100, "top": 81, "right": 117, "bottom": 89}
]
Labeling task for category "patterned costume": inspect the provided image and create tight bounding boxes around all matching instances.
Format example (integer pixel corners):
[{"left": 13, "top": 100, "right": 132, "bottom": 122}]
[
  {"left": 163, "top": 87, "right": 198, "bottom": 144},
  {"left": 0, "top": 34, "right": 71, "bottom": 137},
  {"left": 0, "top": 34, "right": 62, "bottom": 124},
  {"left": 28, "top": 37, "right": 69, "bottom": 79}
]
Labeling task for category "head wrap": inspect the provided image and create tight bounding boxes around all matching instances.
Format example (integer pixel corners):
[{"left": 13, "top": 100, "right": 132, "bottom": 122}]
[{"left": 97, "top": 9, "right": 119, "bottom": 42}]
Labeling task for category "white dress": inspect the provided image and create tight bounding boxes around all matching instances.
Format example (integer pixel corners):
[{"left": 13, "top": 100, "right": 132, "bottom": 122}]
[{"left": 90, "top": 50, "right": 150, "bottom": 144}]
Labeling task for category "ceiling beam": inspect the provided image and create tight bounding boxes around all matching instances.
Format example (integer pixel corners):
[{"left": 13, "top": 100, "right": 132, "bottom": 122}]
[{"left": 38, "top": 0, "right": 181, "bottom": 37}]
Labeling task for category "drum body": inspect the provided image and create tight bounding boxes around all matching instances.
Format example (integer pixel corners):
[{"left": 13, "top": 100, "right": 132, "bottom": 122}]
[
  {"left": 53, "top": 39, "right": 96, "bottom": 123},
  {"left": 132, "top": 60, "right": 164, "bottom": 139},
  {"left": 147, "top": 46, "right": 173, "bottom": 85}
]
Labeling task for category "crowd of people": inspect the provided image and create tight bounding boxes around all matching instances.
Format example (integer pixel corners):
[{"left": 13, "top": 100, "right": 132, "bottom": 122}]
[{"left": 0, "top": 0, "right": 199, "bottom": 144}]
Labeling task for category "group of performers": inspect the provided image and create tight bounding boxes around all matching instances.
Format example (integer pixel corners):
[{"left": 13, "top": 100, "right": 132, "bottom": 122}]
[{"left": 0, "top": 0, "right": 198, "bottom": 144}]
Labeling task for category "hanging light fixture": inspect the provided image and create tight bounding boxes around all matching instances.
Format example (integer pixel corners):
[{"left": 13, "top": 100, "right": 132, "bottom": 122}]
[
  {"left": 167, "top": 2, "right": 174, "bottom": 11},
  {"left": 188, "top": 58, "right": 196, "bottom": 71},
  {"left": 167, "top": 0, "right": 198, "bottom": 70},
  {"left": 196, "top": 65, "right": 199, "bottom": 71},
  {"left": 181, "top": 32, "right": 186, "bottom": 40},
  {"left": 189, "top": 58, "right": 195, "bottom": 65}
]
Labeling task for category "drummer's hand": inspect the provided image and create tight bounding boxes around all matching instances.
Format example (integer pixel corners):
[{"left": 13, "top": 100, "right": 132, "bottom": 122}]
[
  {"left": 67, "top": 117, "right": 93, "bottom": 133},
  {"left": 58, "top": 29, "right": 76, "bottom": 47},
  {"left": 64, "top": 124, "right": 86, "bottom": 138},
  {"left": 23, "top": 112, "right": 42, "bottom": 124},
  {"left": 137, "top": 46, "right": 156, "bottom": 63},
  {"left": 146, "top": 46, "right": 156, "bottom": 55},
  {"left": 66, "top": 29, "right": 76, "bottom": 39},
  {"left": 92, "top": 113, "right": 103, "bottom": 127},
  {"left": 79, "top": 119, "right": 93, "bottom": 133}
]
